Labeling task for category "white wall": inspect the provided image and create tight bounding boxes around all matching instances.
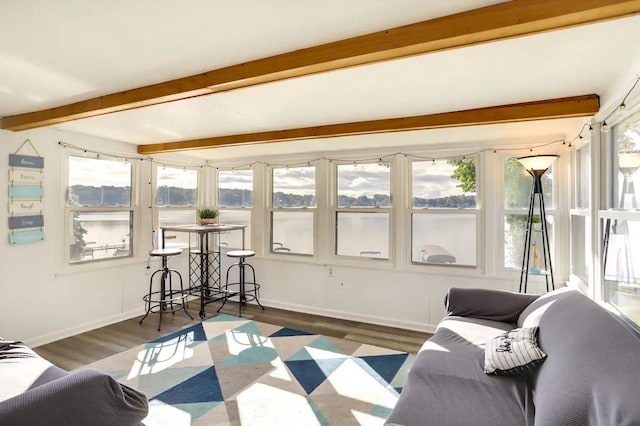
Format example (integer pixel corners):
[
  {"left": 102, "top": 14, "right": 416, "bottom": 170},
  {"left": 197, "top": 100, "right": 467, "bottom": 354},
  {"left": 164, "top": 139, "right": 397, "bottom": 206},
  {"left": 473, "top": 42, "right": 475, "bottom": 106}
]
[
  {"left": 1, "top": 127, "right": 563, "bottom": 346},
  {"left": 0, "top": 128, "right": 157, "bottom": 346}
]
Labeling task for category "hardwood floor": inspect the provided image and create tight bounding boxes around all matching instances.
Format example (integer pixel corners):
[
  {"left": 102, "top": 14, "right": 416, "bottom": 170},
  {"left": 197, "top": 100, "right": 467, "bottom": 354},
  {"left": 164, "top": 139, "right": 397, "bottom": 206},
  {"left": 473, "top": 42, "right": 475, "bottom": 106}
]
[{"left": 34, "top": 300, "right": 432, "bottom": 371}]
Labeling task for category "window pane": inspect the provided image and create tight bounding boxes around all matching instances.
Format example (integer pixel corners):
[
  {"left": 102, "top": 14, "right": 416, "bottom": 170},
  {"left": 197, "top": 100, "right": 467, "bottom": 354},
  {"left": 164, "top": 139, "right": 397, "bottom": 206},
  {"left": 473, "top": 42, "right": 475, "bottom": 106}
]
[
  {"left": 156, "top": 167, "right": 197, "bottom": 206},
  {"left": 571, "top": 215, "right": 588, "bottom": 281},
  {"left": 576, "top": 144, "right": 590, "bottom": 209},
  {"left": 504, "top": 214, "right": 554, "bottom": 269},
  {"left": 272, "top": 211, "right": 314, "bottom": 255},
  {"left": 412, "top": 214, "right": 476, "bottom": 266},
  {"left": 613, "top": 109, "right": 640, "bottom": 210},
  {"left": 219, "top": 210, "right": 251, "bottom": 249},
  {"left": 603, "top": 218, "right": 640, "bottom": 325},
  {"left": 69, "top": 211, "right": 132, "bottom": 262},
  {"left": 219, "top": 170, "right": 253, "bottom": 207},
  {"left": 504, "top": 157, "right": 553, "bottom": 209},
  {"left": 337, "top": 163, "right": 390, "bottom": 207},
  {"left": 273, "top": 166, "right": 316, "bottom": 207},
  {"left": 68, "top": 157, "right": 131, "bottom": 207},
  {"left": 158, "top": 210, "right": 196, "bottom": 248},
  {"left": 336, "top": 212, "right": 389, "bottom": 258},
  {"left": 412, "top": 159, "right": 476, "bottom": 208}
]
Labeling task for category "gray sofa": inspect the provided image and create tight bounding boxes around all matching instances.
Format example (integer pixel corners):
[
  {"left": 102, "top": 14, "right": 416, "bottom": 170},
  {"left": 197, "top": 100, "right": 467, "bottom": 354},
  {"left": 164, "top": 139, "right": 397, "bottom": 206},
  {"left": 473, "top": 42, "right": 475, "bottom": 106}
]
[
  {"left": 386, "top": 287, "right": 640, "bottom": 426},
  {"left": 0, "top": 340, "right": 148, "bottom": 426}
]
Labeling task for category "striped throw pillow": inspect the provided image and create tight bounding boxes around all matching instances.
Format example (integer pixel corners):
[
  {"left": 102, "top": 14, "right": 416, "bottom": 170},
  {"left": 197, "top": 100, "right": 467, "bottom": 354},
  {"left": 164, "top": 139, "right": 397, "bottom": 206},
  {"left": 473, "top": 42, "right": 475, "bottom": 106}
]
[{"left": 484, "top": 327, "right": 546, "bottom": 375}]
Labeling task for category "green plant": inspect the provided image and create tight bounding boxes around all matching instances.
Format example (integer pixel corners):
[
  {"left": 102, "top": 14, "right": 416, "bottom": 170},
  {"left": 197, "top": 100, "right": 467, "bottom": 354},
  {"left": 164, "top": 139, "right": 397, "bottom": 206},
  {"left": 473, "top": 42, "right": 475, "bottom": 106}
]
[
  {"left": 197, "top": 207, "right": 219, "bottom": 219},
  {"left": 531, "top": 215, "right": 541, "bottom": 223}
]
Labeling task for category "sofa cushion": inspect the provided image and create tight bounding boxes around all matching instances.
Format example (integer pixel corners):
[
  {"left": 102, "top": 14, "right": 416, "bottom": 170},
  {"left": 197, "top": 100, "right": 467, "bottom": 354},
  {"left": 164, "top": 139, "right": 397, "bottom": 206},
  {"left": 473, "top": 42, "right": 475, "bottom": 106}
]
[
  {"left": 387, "top": 316, "right": 535, "bottom": 426},
  {"left": 0, "top": 341, "right": 68, "bottom": 403},
  {"left": 519, "top": 288, "right": 640, "bottom": 426},
  {"left": 446, "top": 287, "right": 539, "bottom": 324},
  {"left": 484, "top": 327, "right": 546, "bottom": 375}
]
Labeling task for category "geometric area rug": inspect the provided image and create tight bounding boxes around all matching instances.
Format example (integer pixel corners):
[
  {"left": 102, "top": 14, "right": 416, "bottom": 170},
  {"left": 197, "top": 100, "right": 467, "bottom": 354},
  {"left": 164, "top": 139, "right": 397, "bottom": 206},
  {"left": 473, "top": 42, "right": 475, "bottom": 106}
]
[{"left": 84, "top": 314, "right": 415, "bottom": 426}]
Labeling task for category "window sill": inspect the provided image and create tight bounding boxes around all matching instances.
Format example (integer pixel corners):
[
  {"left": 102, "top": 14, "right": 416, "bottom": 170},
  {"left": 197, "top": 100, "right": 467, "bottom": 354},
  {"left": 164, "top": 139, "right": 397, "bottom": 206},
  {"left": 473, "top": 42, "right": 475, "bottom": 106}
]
[{"left": 56, "top": 256, "right": 147, "bottom": 278}]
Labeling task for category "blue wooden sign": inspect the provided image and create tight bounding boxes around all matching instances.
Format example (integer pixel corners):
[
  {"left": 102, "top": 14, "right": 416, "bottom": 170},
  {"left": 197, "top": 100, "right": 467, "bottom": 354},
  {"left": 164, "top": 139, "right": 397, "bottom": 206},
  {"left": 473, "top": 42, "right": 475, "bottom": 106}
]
[
  {"left": 8, "top": 185, "right": 43, "bottom": 199},
  {"left": 9, "top": 154, "right": 44, "bottom": 169},
  {"left": 8, "top": 215, "right": 44, "bottom": 230},
  {"left": 9, "top": 230, "right": 45, "bottom": 245}
]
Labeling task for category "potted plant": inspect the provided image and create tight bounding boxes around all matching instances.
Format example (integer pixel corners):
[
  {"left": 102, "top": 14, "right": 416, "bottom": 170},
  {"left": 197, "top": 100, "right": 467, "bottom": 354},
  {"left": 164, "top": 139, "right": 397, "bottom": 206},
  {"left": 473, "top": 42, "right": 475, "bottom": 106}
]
[
  {"left": 531, "top": 215, "right": 542, "bottom": 231},
  {"left": 197, "top": 207, "right": 219, "bottom": 225}
]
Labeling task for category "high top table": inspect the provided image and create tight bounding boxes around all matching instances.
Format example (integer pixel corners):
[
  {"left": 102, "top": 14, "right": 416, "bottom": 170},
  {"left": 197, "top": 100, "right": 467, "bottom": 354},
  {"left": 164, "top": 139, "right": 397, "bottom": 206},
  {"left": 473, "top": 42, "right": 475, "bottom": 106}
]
[{"left": 160, "top": 224, "right": 247, "bottom": 319}]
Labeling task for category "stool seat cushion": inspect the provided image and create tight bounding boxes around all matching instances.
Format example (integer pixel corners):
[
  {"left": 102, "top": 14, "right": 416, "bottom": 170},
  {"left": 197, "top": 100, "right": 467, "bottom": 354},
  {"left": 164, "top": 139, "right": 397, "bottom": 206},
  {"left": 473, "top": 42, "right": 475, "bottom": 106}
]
[
  {"left": 149, "top": 248, "right": 182, "bottom": 257},
  {"left": 226, "top": 250, "right": 256, "bottom": 258}
]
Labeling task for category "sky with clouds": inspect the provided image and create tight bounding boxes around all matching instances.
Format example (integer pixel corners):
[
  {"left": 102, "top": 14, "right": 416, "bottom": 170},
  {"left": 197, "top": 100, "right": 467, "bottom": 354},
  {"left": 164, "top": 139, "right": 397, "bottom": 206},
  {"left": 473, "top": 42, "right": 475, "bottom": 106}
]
[{"left": 70, "top": 158, "right": 473, "bottom": 200}]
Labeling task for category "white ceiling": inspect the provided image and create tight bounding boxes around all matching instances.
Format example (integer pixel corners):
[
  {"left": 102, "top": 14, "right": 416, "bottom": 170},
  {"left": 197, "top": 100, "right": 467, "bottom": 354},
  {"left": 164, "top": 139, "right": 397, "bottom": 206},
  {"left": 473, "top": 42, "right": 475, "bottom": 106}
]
[{"left": 2, "top": 0, "right": 640, "bottom": 160}]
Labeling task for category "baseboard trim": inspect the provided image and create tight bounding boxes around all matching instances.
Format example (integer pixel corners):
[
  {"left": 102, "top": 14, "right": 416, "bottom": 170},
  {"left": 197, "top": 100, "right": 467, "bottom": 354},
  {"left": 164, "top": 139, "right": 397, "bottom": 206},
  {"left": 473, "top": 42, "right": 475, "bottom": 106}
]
[
  {"left": 29, "top": 307, "right": 146, "bottom": 348},
  {"left": 261, "top": 298, "right": 437, "bottom": 334}
]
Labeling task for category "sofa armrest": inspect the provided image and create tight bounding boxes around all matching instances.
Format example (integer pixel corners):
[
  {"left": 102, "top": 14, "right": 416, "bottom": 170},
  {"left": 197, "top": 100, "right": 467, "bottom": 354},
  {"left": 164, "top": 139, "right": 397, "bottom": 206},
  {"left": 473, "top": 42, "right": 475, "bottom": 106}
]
[
  {"left": 0, "top": 368, "right": 148, "bottom": 426},
  {"left": 445, "top": 287, "right": 539, "bottom": 323}
]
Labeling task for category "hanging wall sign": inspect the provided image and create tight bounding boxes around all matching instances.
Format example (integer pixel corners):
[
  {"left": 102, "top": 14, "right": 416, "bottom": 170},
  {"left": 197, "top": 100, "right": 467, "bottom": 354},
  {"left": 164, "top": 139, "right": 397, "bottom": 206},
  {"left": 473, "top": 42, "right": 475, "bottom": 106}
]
[
  {"left": 9, "top": 169, "right": 43, "bottom": 184},
  {"left": 8, "top": 185, "right": 44, "bottom": 199},
  {"left": 8, "top": 215, "right": 44, "bottom": 229},
  {"left": 8, "top": 200, "right": 43, "bottom": 215},
  {"left": 8, "top": 139, "right": 45, "bottom": 245},
  {"left": 9, "top": 230, "right": 45, "bottom": 245},
  {"left": 9, "top": 154, "right": 44, "bottom": 169}
]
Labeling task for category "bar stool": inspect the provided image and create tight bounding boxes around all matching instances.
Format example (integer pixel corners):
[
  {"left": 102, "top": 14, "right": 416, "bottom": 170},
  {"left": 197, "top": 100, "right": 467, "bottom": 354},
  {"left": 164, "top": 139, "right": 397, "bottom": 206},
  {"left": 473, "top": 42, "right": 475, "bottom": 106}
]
[
  {"left": 140, "top": 248, "right": 193, "bottom": 331},
  {"left": 225, "top": 250, "right": 264, "bottom": 310}
]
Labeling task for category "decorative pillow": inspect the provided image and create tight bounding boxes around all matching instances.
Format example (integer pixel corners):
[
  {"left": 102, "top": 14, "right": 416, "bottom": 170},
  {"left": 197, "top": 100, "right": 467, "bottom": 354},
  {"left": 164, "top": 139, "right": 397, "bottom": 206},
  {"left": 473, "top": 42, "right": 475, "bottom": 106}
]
[{"left": 484, "top": 327, "right": 546, "bottom": 375}]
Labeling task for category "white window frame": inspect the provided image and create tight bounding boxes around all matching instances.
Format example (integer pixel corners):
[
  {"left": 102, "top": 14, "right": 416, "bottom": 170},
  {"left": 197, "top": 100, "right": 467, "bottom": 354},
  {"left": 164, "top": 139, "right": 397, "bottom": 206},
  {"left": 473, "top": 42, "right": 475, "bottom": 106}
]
[
  {"left": 64, "top": 153, "right": 137, "bottom": 265},
  {"left": 217, "top": 168, "right": 253, "bottom": 250},
  {"left": 332, "top": 160, "right": 393, "bottom": 262},
  {"left": 569, "top": 138, "right": 592, "bottom": 293},
  {"left": 269, "top": 165, "right": 316, "bottom": 257},
  {"left": 153, "top": 164, "right": 201, "bottom": 249},
  {"left": 599, "top": 103, "right": 640, "bottom": 328},
  {"left": 499, "top": 152, "right": 560, "bottom": 275},
  {"left": 409, "top": 156, "right": 481, "bottom": 269}
]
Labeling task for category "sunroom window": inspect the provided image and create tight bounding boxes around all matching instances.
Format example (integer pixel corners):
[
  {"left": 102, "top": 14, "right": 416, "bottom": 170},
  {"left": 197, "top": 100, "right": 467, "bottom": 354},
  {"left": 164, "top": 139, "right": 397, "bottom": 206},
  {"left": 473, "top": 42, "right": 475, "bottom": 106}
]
[
  {"left": 67, "top": 156, "right": 133, "bottom": 263},
  {"left": 602, "top": 108, "right": 640, "bottom": 326},
  {"left": 271, "top": 166, "right": 315, "bottom": 255},
  {"left": 411, "top": 158, "right": 478, "bottom": 267},
  {"left": 335, "top": 162, "right": 390, "bottom": 259},
  {"left": 155, "top": 165, "right": 198, "bottom": 249},
  {"left": 503, "top": 156, "right": 555, "bottom": 270},
  {"left": 218, "top": 169, "right": 252, "bottom": 249}
]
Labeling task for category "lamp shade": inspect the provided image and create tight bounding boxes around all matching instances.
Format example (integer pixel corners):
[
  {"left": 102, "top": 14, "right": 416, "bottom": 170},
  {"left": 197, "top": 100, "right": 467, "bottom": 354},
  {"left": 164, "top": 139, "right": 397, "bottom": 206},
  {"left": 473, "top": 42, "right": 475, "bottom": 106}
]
[
  {"left": 517, "top": 155, "right": 559, "bottom": 171},
  {"left": 618, "top": 151, "right": 640, "bottom": 169}
]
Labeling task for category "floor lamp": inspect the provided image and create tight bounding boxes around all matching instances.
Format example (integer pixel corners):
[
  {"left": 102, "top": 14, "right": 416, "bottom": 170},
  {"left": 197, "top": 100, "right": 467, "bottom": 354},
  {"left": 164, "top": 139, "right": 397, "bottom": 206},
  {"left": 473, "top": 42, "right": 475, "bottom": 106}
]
[
  {"left": 603, "top": 151, "right": 640, "bottom": 279},
  {"left": 517, "top": 155, "right": 558, "bottom": 293}
]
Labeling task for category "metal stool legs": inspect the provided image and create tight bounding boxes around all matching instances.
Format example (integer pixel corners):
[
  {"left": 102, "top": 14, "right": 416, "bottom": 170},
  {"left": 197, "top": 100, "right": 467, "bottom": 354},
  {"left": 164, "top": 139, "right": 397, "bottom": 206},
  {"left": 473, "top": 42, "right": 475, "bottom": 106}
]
[
  {"left": 140, "top": 254, "right": 193, "bottom": 331},
  {"left": 225, "top": 256, "right": 264, "bottom": 310}
]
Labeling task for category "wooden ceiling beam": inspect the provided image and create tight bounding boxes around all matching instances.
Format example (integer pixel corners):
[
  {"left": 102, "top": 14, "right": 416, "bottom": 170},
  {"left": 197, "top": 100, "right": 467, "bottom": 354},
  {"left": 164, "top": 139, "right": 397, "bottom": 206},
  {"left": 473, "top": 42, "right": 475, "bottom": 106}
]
[
  {"left": 137, "top": 94, "right": 599, "bottom": 154},
  {"left": 2, "top": 0, "right": 637, "bottom": 131}
]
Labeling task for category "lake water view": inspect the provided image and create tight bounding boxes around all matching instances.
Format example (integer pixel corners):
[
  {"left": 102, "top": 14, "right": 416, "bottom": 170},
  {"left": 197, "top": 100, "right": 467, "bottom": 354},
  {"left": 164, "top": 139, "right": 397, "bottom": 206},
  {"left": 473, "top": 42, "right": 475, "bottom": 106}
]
[{"left": 75, "top": 210, "right": 478, "bottom": 265}]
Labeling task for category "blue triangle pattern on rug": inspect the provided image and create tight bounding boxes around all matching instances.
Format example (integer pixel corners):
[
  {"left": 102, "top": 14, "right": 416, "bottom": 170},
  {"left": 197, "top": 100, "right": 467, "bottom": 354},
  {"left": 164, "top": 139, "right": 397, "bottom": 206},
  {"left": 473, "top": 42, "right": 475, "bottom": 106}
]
[
  {"left": 88, "top": 314, "right": 414, "bottom": 425},
  {"left": 357, "top": 353, "right": 409, "bottom": 384},
  {"left": 152, "top": 366, "right": 223, "bottom": 404},
  {"left": 150, "top": 322, "right": 206, "bottom": 344},
  {"left": 284, "top": 359, "right": 329, "bottom": 394},
  {"left": 269, "top": 326, "right": 315, "bottom": 337}
]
